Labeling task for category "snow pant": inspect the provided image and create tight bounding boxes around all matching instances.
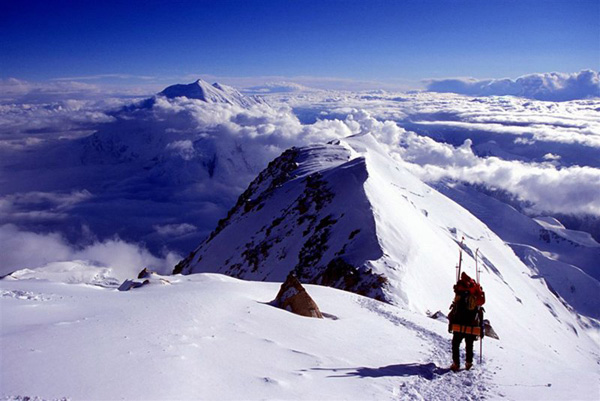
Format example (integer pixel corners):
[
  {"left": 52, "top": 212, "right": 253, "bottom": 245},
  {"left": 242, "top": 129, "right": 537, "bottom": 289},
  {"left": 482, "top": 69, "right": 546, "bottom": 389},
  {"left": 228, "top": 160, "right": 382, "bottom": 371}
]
[{"left": 452, "top": 332, "right": 475, "bottom": 365}]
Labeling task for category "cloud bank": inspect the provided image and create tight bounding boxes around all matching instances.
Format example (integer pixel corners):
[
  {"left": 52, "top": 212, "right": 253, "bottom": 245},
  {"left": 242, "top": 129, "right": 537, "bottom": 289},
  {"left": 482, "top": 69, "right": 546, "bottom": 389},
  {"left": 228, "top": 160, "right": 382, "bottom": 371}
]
[
  {"left": 2, "top": 78, "right": 599, "bottom": 276},
  {"left": 425, "top": 70, "right": 600, "bottom": 101},
  {"left": 345, "top": 111, "right": 600, "bottom": 217},
  {"left": 0, "top": 224, "right": 180, "bottom": 279}
]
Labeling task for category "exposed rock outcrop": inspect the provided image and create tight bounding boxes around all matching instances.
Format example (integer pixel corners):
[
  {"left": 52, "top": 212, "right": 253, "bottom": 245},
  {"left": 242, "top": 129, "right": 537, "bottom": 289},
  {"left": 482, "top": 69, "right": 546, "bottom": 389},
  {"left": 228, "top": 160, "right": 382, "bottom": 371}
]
[
  {"left": 118, "top": 268, "right": 171, "bottom": 291},
  {"left": 273, "top": 273, "right": 323, "bottom": 318}
]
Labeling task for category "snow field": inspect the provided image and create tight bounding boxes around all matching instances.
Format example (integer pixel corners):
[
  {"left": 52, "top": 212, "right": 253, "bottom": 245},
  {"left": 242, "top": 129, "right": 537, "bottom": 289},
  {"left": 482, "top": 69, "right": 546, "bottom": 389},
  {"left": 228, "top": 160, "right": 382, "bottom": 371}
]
[{"left": 2, "top": 273, "right": 598, "bottom": 400}]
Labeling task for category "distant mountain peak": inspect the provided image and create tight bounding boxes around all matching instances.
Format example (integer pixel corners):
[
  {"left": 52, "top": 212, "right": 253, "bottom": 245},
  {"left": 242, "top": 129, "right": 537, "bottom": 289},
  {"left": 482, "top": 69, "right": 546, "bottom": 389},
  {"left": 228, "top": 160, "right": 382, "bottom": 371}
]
[{"left": 158, "top": 79, "right": 264, "bottom": 107}]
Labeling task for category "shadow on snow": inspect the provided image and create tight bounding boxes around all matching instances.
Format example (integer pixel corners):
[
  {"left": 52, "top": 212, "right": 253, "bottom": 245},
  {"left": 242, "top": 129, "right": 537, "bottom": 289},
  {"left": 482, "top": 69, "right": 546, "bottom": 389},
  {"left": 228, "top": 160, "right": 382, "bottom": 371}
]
[{"left": 311, "top": 363, "right": 450, "bottom": 380}]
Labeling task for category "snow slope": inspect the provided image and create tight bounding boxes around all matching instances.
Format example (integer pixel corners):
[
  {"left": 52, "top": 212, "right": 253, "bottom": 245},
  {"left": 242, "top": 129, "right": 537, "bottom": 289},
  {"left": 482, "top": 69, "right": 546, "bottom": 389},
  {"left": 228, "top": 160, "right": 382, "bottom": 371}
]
[
  {"left": 1, "top": 273, "right": 598, "bottom": 400},
  {"left": 174, "top": 133, "right": 599, "bottom": 383},
  {"left": 1, "top": 117, "right": 599, "bottom": 400},
  {"left": 176, "top": 133, "right": 595, "bottom": 311},
  {"left": 434, "top": 181, "right": 600, "bottom": 319}
]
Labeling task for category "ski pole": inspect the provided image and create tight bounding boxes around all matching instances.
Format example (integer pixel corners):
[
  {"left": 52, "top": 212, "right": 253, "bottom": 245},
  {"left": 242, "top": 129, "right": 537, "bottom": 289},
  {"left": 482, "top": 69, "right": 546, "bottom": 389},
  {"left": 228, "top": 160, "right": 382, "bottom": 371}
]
[
  {"left": 479, "top": 310, "right": 484, "bottom": 364},
  {"left": 480, "top": 333, "right": 483, "bottom": 364}
]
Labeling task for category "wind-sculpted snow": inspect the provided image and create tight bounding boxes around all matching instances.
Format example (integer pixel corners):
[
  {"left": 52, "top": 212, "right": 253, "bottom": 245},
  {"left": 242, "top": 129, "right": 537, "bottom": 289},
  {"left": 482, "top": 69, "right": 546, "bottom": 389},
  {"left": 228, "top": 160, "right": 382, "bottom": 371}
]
[{"left": 425, "top": 70, "right": 600, "bottom": 101}]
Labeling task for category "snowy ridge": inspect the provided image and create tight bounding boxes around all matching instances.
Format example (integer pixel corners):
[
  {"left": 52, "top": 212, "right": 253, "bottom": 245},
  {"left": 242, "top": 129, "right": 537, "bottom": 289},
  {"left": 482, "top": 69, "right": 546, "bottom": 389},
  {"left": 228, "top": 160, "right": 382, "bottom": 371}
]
[
  {"left": 175, "top": 141, "right": 388, "bottom": 299},
  {"left": 175, "top": 134, "right": 599, "bottom": 367}
]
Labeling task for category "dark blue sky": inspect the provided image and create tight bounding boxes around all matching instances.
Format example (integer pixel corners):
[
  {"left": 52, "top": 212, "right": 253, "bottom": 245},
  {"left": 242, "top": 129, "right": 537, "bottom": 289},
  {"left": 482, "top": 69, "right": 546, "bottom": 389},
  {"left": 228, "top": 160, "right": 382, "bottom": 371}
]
[{"left": 1, "top": 0, "right": 598, "bottom": 88}]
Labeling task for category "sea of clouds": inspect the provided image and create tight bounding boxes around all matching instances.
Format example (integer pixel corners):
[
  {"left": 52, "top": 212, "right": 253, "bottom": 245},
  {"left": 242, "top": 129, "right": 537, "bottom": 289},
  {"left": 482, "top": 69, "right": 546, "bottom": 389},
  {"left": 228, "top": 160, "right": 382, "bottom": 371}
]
[
  {"left": 425, "top": 70, "right": 600, "bottom": 101},
  {"left": 1, "top": 74, "right": 599, "bottom": 278}
]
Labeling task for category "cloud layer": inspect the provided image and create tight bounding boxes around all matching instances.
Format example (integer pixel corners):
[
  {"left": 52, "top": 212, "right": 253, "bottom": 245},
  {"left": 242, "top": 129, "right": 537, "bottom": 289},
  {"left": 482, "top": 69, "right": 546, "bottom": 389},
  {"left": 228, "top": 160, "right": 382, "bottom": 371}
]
[
  {"left": 2, "top": 76, "right": 599, "bottom": 275},
  {"left": 0, "top": 224, "right": 180, "bottom": 279},
  {"left": 425, "top": 70, "right": 600, "bottom": 101},
  {"left": 344, "top": 111, "right": 600, "bottom": 217}
]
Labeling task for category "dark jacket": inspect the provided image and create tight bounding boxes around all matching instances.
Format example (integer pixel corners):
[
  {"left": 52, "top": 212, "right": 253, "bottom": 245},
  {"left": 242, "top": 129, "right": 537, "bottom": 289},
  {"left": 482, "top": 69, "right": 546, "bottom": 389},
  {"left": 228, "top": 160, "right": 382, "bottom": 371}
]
[
  {"left": 449, "top": 273, "right": 482, "bottom": 329},
  {"left": 449, "top": 290, "right": 480, "bottom": 326}
]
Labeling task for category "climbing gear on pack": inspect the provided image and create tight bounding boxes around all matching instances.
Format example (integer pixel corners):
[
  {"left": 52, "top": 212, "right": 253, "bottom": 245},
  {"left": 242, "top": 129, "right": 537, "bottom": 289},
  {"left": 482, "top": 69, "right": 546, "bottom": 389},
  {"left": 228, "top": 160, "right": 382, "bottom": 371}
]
[{"left": 456, "top": 237, "right": 465, "bottom": 283}]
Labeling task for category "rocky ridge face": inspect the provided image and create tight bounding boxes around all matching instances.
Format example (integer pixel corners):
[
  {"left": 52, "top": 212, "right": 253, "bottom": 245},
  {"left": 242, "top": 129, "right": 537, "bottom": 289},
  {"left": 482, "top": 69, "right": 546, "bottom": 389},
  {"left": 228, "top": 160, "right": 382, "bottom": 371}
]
[
  {"left": 174, "top": 141, "right": 388, "bottom": 300},
  {"left": 174, "top": 132, "right": 600, "bottom": 340}
]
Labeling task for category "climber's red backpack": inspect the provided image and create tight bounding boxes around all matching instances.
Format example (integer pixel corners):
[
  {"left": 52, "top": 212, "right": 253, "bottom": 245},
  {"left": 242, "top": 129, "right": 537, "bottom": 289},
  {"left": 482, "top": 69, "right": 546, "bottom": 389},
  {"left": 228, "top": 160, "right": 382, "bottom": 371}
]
[{"left": 455, "top": 273, "right": 486, "bottom": 310}]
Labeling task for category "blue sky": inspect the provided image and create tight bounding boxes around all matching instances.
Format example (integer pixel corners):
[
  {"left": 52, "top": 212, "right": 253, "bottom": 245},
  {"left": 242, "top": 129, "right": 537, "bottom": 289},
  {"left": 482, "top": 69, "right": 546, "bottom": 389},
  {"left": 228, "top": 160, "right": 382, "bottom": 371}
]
[{"left": 1, "top": 0, "right": 598, "bottom": 89}]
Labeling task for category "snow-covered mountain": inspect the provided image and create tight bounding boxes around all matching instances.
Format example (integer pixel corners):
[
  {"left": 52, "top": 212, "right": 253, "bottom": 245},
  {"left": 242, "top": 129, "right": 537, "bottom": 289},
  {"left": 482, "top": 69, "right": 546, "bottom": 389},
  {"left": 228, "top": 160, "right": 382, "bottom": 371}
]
[
  {"left": 159, "top": 79, "right": 264, "bottom": 108},
  {"left": 0, "top": 80, "right": 287, "bottom": 260},
  {"left": 2, "top": 79, "right": 600, "bottom": 400},
  {"left": 81, "top": 79, "right": 266, "bottom": 165},
  {"left": 174, "top": 133, "right": 599, "bottom": 356}
]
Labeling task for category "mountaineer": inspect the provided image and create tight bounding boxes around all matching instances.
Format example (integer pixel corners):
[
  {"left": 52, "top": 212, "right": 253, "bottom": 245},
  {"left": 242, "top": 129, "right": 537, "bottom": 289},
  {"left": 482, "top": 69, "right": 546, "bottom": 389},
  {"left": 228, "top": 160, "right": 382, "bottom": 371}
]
[{"left": 448, "top": 271, "right": 485, "bottom": 372}]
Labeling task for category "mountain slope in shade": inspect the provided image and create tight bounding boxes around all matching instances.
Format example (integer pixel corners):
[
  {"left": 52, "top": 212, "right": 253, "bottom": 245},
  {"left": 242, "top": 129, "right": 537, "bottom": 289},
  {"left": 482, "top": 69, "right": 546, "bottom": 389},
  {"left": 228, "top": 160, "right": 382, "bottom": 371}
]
[
  {"left": 174, "top": 134, "right": 599, "bottom": 355},
  {"left": 176, "top": 141, "right": 389, "bottom": 299}
]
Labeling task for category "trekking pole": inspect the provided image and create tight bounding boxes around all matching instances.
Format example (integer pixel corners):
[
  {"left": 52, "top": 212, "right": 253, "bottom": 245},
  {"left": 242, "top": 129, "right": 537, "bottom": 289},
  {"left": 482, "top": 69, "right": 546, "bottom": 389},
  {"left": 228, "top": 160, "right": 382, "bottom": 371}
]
[
  {"left": 480, "top": 329, "right": 483, "bottom": 364},
  {"left": 479, "top": 309, "right": 484, "bottom": 364},
  {"left": 479, "top": 336, "right": 483, "bottom": 365}
]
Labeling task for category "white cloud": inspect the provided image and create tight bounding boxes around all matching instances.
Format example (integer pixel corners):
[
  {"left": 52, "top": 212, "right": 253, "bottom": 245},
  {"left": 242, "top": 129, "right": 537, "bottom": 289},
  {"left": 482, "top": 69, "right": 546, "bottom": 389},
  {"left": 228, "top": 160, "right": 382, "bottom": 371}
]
[
  {"left": 153, "top": 223, "right": 197, "bottom": 236},
  {"left": 0, "top": 224, "right": 180, "bottom": 279},
  {"left": 0, "top": 190, "right": 93, "bottom": 222},
  {"left": 425, "top": 70, "right": 600, "bottom": 101},
  {"left": 0, "top": 99, "right": 121, "bottom": 150},
  {"left": 2, "top": 79, "right": 599, "bottom": 275},
  {"left": 242, "top": 82, "right": 317, "bottom": 94},
  {"left": 347, "top": 111, "right": 600, "bottom": 217},
  {"left": 543, "top": 153, "right": 561, "bottom": 161},
  {"left": 166, "top": 140, "right": 196, "bottom": 161},
  {"left": 413, "top": 120, "right": 600, "bottom": 148}
]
